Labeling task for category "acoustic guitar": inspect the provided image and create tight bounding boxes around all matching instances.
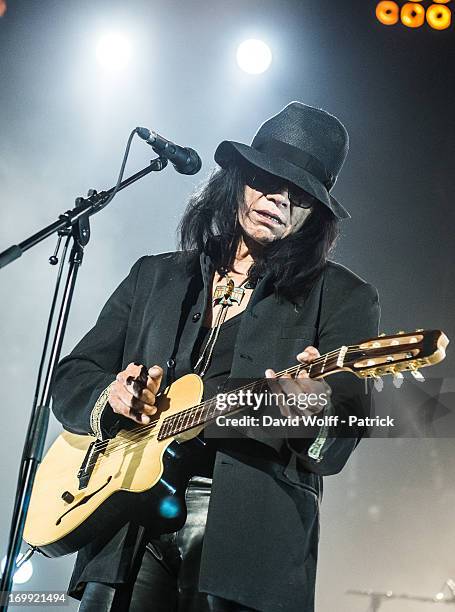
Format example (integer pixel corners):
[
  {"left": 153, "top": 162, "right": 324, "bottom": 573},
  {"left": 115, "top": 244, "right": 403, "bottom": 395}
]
[{"left": 23, "top": 329, "right": 448, "bottom": 557}]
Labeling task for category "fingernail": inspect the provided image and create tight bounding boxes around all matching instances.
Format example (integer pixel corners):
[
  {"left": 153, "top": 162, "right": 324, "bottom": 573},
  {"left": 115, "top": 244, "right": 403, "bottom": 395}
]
[
  {"left": 149, "top": 366, "right": 160, "bottom": 376},
  {"left": 300, "top": 351, "right": 309, "bottom": 359},
  {"left": 141, "top": 414, "right": 151, "bottom": 424},
  {"left": 265, "top": 369, "right": 275, "bottom": 378}
]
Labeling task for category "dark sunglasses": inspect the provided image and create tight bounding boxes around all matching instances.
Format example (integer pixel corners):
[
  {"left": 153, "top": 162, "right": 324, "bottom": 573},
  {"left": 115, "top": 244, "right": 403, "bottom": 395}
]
[{"left": 244, "top": 168, "right": 314, "bottom": 209}]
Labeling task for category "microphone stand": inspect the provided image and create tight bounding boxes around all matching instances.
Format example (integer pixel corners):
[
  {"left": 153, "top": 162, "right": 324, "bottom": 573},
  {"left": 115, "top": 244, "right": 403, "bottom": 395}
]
[{"left": 0, "top": 156, "right": 168, "bottom": 610}]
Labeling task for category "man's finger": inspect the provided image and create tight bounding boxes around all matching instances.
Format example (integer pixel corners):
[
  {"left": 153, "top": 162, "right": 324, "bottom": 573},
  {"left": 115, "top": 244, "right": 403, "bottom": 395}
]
[
  {"left": 265, "top": 368, "right": 284, "bottom": 396},
  {"left": 296, "top": 346, "right": 320, "bottom": 364},
  {"left": 129, "top": 396, "right": 157, "bottom": 423},
  {"left": 265, "top": 367, "right": 278, "bottom": 383},
  {"left": 114, "top": 386, "right": 158, "bottom": 416},
  {"left": 147, "top": 365, "right": 163, "bottom": 391},
  {"left": 265, "top": 369, "right": 292, "bottom": 417},
  {"left": 296, "top": 368, "right": 309, "bottom": 379},
  {"left": 125, "top": 379, "right": 157, "bottom": 405}
]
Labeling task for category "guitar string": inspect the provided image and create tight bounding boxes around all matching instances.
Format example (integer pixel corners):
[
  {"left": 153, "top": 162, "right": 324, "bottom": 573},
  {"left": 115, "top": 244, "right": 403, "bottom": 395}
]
[
  {"left": 92, "top": 343, "right": 386, "bottom": 459},
  {"left": 92, "top": 346, "right": 348, "bottom": 455},
  {"left": 86, "top": 348, "right": 355, "bottom": 463},
  {"left": 93, "top": 340, "right": 406, "bottom": 460},
  {"left": 93, "top": 338, "right": 416, "bottom": 460},
  {"left": 83, "top": 343, "right": 413, "bottom": 470}
]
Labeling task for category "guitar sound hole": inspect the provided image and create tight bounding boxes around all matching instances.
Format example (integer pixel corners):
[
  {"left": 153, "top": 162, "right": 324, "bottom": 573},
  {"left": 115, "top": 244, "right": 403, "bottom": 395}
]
[{"left": 56, "top": 476, "right": 112, "bottom": 525}]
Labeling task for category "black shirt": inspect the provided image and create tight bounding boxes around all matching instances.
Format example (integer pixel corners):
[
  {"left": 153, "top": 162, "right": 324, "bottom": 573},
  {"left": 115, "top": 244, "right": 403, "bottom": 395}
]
[
  {"left": 189, "top": 313, "right": 243, "bottom": 477},
  {"left": 192, "top": 312, "right": 243, "bottom": 400}
]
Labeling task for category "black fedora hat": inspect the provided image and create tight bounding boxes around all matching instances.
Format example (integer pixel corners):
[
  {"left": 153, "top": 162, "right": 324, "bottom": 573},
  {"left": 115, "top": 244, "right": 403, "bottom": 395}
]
[{"left": 214, "top": 101, "right": 350, "bottom": 219}]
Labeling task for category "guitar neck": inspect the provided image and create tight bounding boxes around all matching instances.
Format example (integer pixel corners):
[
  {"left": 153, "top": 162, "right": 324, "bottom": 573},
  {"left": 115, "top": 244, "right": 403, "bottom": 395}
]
[{"left": 157, "top": 345, "right": 346, "bottom": 441}]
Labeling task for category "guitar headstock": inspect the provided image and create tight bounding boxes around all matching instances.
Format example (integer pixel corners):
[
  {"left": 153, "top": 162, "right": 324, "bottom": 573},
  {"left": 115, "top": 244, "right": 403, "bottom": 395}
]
[{"left": 342, "top": 329, "right": 449, "bottom": 379}]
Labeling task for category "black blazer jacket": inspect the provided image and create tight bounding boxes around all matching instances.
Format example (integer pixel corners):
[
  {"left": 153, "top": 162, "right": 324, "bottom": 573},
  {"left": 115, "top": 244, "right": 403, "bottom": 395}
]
[{"left": 52, "top": 250, "right": 380, "bottom": 612}]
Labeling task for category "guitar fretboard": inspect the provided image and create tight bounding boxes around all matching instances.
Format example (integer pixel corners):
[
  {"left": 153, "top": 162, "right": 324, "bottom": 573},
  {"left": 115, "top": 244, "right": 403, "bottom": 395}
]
[{"left": 157, "top": 346, "right": 346, "bottom": 441}]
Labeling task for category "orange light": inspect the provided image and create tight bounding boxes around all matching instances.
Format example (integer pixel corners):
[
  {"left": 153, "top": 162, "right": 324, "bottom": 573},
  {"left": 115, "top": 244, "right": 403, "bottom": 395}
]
[
  {"left": 0, "top": 0, "right": 7, "bottom": 18},
  {"left": 401, "top": 2, "right": 426, "bottom": 26},
  {"left": 433, "top": 0, "right": 451, "bottom": 4},
  {"left": 426, "top": 3, "right": 452, "bottom": 28},
  {"left": 376, "top": 1, "right": 400, "bottom": 25}
]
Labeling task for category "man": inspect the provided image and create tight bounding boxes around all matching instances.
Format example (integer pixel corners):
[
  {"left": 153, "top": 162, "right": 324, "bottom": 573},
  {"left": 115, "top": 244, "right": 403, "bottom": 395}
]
[{"left": 52, "top": 101, "right": 380, "bottom": 611}]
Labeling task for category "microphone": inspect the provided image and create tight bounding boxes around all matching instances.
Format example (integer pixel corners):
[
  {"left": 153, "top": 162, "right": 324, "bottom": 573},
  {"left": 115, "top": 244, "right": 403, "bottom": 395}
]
[{"left": 136, "top": 127, "right": 202, "bottom": 175}]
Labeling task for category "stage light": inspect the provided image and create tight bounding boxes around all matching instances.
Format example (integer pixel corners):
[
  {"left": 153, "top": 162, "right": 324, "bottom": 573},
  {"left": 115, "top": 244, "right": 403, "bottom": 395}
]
[
  {"left": 401, "top": 2, "right": 426, "bottom": 26},
  {"left": 1, "top": 555, "right": 33, "bottom": 584},
  {"left": 95, "top": 32, "right": 132, "bottom": 72},
  {"left": 427, "top": 3, "right": 452, "bottom": 28},
  {"left": 376, "top": 0, "right": 452, "bottom": 28},
  {"left": 159, "top": 496, "right": 181, "bottom": 519},
  {"left": 0, "top": 0, "right": 6, "bottom": 18},
  {"left": 376, "top": 1, "right": 400, "bottom": 24},
  {"left": 236, "top": 39, "right": 272, "bottom": 74}
]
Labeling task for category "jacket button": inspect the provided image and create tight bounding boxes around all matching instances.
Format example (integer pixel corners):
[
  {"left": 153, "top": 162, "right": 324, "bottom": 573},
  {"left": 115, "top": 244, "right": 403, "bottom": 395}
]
[
  {"left": 192, "top": 312, "right": 201, "bottom": 322},
  {"left": 167, "top": 358, "right": 175, "bottom": 368}
]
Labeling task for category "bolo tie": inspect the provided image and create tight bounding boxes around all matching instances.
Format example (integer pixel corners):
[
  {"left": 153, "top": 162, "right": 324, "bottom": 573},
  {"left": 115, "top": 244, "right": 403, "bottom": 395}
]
[{"left": 194, "top": 270, "right": 255, "bottom": 377}]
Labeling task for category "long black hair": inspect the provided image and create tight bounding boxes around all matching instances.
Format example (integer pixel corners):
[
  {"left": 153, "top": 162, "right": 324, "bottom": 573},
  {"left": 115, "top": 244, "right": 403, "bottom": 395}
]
[{"left": 178, "top": 164, "right": 339, "bottom": 301}]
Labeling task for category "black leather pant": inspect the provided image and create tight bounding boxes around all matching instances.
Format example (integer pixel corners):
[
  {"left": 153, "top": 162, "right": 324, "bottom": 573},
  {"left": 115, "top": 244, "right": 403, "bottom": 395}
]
[{"left": 78, "top": 477, "right": 257, "bottom": 612}]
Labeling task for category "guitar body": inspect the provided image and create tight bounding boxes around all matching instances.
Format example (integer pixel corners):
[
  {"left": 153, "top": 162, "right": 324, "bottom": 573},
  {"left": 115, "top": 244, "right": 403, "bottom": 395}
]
[{"left": 23, "top": 374, "right": 205, "bottom": 558}]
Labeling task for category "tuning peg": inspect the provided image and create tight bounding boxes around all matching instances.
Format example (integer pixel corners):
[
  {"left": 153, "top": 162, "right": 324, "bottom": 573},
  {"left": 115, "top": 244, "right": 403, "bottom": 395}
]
[
  {"left": 392, "top": 372, "right": 404, "bottom": 389},
  {"left": 410, "top": 369, "right": 425, "bottom": 382},
  {"left": 373, "top": 376, "right": 384, "bottom": 392}
]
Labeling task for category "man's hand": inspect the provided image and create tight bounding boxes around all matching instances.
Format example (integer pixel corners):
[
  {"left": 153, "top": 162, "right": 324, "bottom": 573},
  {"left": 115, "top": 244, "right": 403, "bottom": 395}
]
[
  {"left": 265, "top": 346, "right": 331, "bottom": 417},
  {"left": 108, "top": 362, "right": 163, "bottom": 425}
]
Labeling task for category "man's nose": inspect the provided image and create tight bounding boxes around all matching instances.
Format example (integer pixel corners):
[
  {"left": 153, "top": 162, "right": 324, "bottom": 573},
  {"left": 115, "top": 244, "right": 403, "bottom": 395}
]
[{"left": 266, "top": 189, "right": 290, "bottom": 208}]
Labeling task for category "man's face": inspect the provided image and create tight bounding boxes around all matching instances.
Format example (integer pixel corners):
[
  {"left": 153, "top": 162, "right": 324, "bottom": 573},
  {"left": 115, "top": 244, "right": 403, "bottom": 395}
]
[{"left": 239, "top": 169, "right": 313, "bottom": 245}]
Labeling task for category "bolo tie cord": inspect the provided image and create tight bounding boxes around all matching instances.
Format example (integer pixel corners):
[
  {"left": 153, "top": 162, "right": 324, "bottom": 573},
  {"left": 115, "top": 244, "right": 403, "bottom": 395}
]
[{"left": 194, "top": 275, "right": 251, "bottom": 378}]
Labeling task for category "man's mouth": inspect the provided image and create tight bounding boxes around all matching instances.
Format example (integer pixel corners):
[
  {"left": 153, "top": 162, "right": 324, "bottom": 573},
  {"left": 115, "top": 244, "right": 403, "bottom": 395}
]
[{"left": 254, "top": 210, "right": 285, "bottom": 226}]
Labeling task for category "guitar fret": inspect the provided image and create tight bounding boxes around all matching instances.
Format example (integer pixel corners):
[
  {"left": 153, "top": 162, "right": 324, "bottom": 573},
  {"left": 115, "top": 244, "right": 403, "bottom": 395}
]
[
  {"left": 198, "top": 404, "right": 207, "bottom": 426},
  {"left": 159, "top": 417, "right": 170, "bottom": 440},
  {"left": 166, "top": 417, "right": 174, "bottom": 436},
  {"left": 176, "top": 408, "right": 185, "bottom": 434},
  {"left": 320, "top": 354, "right": 328, "bottom": 374},
  {"left": 181, "top": 407, "right": 190, "bottom": 431},
  {"left": 186, "top": 404, "right": 195, "bottom": 429},
  {"left": 200, "top": 402, "right": 210, "bottom": 425},
  {"left": 190, "top": 404, "right": 198, "bottom": 427}
]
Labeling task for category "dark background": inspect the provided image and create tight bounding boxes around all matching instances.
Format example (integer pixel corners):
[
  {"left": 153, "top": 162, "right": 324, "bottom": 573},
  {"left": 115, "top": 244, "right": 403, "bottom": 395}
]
[{"left": 1, "top": 1, "right": 454, "bottom": 610}]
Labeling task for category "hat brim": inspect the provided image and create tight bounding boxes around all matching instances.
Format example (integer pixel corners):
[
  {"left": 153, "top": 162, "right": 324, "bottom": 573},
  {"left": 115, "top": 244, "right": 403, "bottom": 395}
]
[{"left": 214, "top": 140, "right": 350, "bottom": 220}]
